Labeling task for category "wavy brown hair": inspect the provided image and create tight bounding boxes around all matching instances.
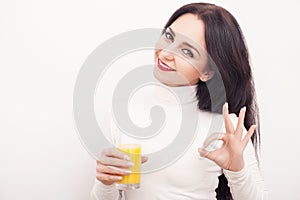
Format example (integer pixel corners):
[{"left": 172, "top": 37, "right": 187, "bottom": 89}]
[{"left": 163, "top": 3, "right": 260, "bottom": 199}]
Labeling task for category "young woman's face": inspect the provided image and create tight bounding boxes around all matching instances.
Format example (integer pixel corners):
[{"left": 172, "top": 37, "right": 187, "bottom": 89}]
[{"left": 154, "top": 13, "right": 213, "bottom": 86}]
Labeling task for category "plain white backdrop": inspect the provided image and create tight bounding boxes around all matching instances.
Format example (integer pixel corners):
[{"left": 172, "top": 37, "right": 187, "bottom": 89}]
[{"left": 0, "top": 0, "right": 299, "bottom": 199}]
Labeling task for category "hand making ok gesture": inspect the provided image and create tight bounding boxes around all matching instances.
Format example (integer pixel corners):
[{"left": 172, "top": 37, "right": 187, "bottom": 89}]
[{"left": 198, "top": 103, "right": 257, "bottom": 172}]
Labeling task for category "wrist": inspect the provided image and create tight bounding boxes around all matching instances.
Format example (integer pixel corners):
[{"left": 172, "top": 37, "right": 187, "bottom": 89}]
[{"left": 227, "top": 156, "right": 245, "bottom": 172}]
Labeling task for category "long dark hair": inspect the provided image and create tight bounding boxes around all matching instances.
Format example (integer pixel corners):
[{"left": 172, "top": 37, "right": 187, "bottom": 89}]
[{"left": 164, "top": 3, "right": 260, "bottom": 200}]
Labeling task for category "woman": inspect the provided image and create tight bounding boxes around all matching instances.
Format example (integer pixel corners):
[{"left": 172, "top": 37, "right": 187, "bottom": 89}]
[{"left": 91, "top": 2, "right": 268, "bottom": 200}]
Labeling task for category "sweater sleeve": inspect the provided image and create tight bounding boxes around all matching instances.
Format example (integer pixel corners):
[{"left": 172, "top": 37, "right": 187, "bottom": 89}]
[
  {"left": 90, "top": 179, "right": 118, "bottom": 200},
  {"left": 223, "top": 140, "right": 269, "bottom": 200},
  {"left": 90, "top": 116, "right": 128, "bottom": 200}
]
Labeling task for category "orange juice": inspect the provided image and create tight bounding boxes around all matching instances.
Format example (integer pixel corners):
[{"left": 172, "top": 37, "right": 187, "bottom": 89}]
[{"left": 116, "top": 144, "right": 141, "bottom": 190}]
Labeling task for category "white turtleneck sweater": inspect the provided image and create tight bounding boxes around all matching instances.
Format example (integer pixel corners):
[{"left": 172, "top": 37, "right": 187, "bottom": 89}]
[{"left": 90, "top": 84, "right": 268, "bottom": 200}]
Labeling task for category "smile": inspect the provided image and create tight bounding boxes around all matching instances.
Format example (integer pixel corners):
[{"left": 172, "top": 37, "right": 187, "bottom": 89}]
[{"left": 157, "top": 58, "right": 176, "bottom": 72}]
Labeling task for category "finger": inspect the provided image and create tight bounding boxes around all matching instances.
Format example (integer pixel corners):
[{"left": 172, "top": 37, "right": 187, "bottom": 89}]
[
  {"left": 102, "top": 148, "right": 131, "bottom": 161},
  {"left": 198, "top": 148, "right": 218, "bottom": 162},
  {"left": 198, "top": 147, "right": 210, "bottom": 158},
  {"left": 98, "top": 156, "right": 134, "bottom": 168},
  {"left": 236, "top": 107, "right": 246, "bottom": 135},
  {"left": 96, "top": 173, "right": 123, "bottom": 184},
  {"left": 242, "top": 125, "right": 256, "bottom": 147},
  {"left": 98, "top": 165, "right": 131, "bottom": 176},
  {"left": 202, "top": 132, "right": 225, "bottom": 148},
  {"left": 223, "top": 102, "right": 234, "bottom": 133},
  {"left": 141, "top": 156, "right": 148, "bottom": 164}
]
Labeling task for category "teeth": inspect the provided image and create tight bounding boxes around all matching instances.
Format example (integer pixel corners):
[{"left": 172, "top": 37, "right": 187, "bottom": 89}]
[{"left": 158, "top": 59, "right": 174, "bottom": 71}]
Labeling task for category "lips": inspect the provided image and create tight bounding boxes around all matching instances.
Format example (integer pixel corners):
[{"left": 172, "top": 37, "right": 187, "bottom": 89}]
[{"left": 157, "top": 58, "right": 176, "bottom": 71}]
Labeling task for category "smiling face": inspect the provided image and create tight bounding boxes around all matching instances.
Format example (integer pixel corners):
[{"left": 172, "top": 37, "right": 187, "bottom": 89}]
[{"left": 154, "top": 13, "right": 214, "bottom": 86}]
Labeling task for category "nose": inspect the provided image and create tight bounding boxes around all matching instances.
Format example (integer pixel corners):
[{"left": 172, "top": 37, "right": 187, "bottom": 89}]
[{"left": 160, "top": 48, "right": 175, "bottom": 61}]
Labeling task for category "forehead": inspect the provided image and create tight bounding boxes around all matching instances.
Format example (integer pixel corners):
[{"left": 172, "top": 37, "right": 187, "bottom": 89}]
[{"left": 169, "top": 13, "right": 206, "bottom": 50}]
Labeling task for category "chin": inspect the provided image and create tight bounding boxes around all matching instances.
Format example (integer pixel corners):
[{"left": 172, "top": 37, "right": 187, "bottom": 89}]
[{"left": 153, "top": 72, "right": 178, "bottom": 87}]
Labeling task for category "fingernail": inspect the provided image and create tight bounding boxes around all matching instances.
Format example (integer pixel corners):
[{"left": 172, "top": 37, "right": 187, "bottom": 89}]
[
  {"left": 127, "top": 162, "right": 134, "bottom": 167},
  {"left": 242, "top": 106, "right": 246, "bottom": 111},
  {"left": 124, "top": 155, "right": 130, "bottom": 161},
  {"left": 198, "top": 148, "right": 205, "bottom": 157},
  {"left": 123, "top": 170, "right": 131, "bottom": 174},
  {"left": 224, "top": 102, "right": 228, "bottom": 107},
  {"left": 117, "top": 176, "right": 123, "bottom": 180}
]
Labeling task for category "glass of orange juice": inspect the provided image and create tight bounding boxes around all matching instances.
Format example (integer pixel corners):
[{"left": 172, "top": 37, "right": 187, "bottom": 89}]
[{"left": 115, "top": 144, "right": 141, "bottom": 190}]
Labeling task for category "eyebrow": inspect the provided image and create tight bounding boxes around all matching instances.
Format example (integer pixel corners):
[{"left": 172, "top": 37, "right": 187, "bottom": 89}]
[
  {"left": 168, "top": 27, "right": 176, "bottom": 37},
  {"left": 167, "top": 27, "right": 201, "bottom": 57}
]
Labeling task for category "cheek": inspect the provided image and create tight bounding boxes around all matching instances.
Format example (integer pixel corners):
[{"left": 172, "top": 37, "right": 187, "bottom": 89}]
[
  {"left": 187, "top": 67, "right": 201, "bottom": 79},
  {"left": 154, "top": 50, "right": 159, "bottom": 61},
  {"left": 176, "top": 58, "right": 200, "bottom": 75}
]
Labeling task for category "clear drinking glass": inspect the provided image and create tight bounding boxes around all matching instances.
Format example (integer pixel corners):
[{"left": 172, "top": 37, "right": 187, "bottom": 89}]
[{"left": 115, "top": 143, "right": 141, "bottom": 190}]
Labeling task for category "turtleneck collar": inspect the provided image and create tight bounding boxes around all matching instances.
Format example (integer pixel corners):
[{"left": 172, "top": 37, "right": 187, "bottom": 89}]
[{"left": 151, "top": 83, "right": 198, "bottom": 105}]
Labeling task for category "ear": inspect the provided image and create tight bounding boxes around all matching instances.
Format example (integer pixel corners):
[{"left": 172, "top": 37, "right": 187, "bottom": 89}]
[{"left": 199, "top": 70, "right": 215, "bottom": 82}]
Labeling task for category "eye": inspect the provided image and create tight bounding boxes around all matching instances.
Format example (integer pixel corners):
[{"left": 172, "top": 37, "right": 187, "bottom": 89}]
[
  {"left": 182, "top": 49, "right": 194, "bottom": 58},
  {"left": 164, "top": 31, "right": 174, "bottom": 42}
]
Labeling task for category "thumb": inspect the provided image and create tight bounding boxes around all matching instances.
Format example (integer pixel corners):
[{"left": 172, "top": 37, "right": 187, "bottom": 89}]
[
  {"left": 198, "top": 148, "right": 210, "bottom": 158},
  {"left": 198, "top": 147, "right": 220, "bottom": 162},
  {"left": 198, "top": 148, "right": 216, "bottom": 162}
]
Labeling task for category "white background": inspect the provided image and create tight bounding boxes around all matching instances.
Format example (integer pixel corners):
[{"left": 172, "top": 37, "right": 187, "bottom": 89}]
[{"left": 1, "top": 0, "right": 299, "bottom": 199}]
